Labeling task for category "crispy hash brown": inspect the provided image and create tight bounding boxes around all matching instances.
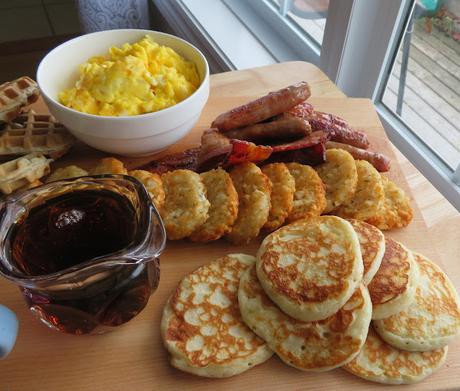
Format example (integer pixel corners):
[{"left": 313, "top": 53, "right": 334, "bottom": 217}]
[
  {"left": 315, "top": 149, "right": 358, "bottom": 213},
  {"left": 366, "top": 175, "right": 413, "bottom": 230},
  {"left": 335, "top": 160, "right": 384, "bottom": 220},
  {"left": 161, "top": 254, "right": 273, "bottom": 378},
  {"left": 161, "top": 169, "right": 210, "bottom": 240},
  {"left": 190, "top": 168, "right": 239, "bottom": 242},
  {"left": 46, "top": 165, "right": 88, "bottom": 182},
  {"left": 239, "top": 264, "right": 372, "bottom": 372},
  {"left": 285, "top": 163, "right": 326, "bottom": 222},
  {"left": 261, "top": 163, "right": 295, "bottom": 231},
  {"left": 226, "top": 163, "right": 271, "bottom": 245},
  {"left": 91, "top": 157, "right": 127, "bottom": 175},
  {"left": 128, "top": 169, "right": 165, "bottom": 211},
  {"left": 343, "top": 327, "right": 447, "bottom": 385}
]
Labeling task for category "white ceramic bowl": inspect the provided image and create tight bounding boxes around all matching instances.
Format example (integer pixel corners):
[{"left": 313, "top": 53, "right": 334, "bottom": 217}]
[{"left": 37, "top": 29, "right": 209, "bottom": 156}]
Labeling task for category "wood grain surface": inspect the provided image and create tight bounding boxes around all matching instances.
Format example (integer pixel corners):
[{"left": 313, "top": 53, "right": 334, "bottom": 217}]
[{"left": 0, "top": 61, "right": 459, "bottom": 391}]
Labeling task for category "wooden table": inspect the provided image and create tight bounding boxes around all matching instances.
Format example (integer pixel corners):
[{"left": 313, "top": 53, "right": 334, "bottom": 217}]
[{"left": 0, "top": 62, "right": 459, "bottom": 390}]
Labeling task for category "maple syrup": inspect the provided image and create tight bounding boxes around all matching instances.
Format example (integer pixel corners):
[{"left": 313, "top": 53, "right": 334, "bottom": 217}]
[{"left": 7, "top": 189, "right": 160, "bottom": 334}]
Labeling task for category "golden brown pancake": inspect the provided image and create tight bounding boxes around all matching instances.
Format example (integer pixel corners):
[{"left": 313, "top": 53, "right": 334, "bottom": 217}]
[
  {"left": 347, "top": 219, "right": 385, "bottom": 285},
  {"left": 256, "top": 216, "right": 363, "bottom": 321},
  {"left": 239, "top": 264, "right": 372, "bottom": 372},
  {"left": 343, "top": 327, "right": 447, "bottom": 385},
  {"left": 161, "top": 254, "right": 273, "bottom": 378},
  {"left": 368, "top": 237, "right": 419, "bottom": 320},
  {"left": 374, "top": 252, "right": 460, "bottom": 351}
]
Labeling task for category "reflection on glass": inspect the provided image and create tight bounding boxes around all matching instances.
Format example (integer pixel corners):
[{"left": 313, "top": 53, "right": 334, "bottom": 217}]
[
  {"left": 382, "top": 1, "right": 460, "bottom": 170},
  {"left": 273, "top": 0, "right": 329, "bottom": 45}
]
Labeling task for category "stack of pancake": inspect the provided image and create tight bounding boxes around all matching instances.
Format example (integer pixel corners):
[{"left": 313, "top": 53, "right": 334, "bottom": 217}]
[{"left": 161, "top": 216, "right": 460, "bottom": 385}]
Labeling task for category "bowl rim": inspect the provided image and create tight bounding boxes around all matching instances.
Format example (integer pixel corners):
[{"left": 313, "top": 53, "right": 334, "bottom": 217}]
[{"left": 36, "top": 29, "right": 210, "bottom": 121}]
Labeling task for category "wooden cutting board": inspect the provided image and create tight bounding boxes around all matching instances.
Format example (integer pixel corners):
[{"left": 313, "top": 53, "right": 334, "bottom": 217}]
[{"left": 0, "top": 62, "right": 459, "bottom": 390}]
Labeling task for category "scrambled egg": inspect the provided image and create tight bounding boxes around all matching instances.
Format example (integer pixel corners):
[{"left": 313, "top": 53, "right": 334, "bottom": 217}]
[{"left": 59, "top": 35, "right": 200, "bottom": 116}]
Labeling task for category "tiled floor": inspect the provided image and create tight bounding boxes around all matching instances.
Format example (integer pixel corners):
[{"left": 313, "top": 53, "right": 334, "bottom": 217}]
[
  {"left": 0, "top": 0, "right": 81, "bottom": 84},
  {"left": 0, "top": 0, "right": 80, "bottom": 43}
]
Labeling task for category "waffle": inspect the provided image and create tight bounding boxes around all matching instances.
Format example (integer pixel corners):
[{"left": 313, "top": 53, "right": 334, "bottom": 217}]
[
  {"left": 0, "top": 110, "right": 74, "bottom": 159},
  {"left": 0, "top": 77, "right": 39, "bottom": 122},
  {"left": 0, "top": 153, "right": 52, "bottom": 195}
]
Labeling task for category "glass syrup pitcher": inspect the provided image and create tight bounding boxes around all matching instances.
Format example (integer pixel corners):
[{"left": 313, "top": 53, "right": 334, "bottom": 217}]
[{"left": 0, "top": 175, "right": 166, "bottom": 335}]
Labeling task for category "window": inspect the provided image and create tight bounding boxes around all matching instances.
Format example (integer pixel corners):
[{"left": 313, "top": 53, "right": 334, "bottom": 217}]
[
  {"left": 153, "top": 0, "right": 460, "bottom": 209},
  {"left": 271, "top": 0, "right": 329, "bottom": 45},
  {"left": 380, "top": 3, "right": 460, "bottom": 171}
]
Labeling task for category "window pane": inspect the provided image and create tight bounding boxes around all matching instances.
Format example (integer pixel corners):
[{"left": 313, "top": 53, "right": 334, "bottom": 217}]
[
  {"left": 272, "top": 0, "right": 329, "bottom": 45},
  {"left": 381, "top": 2, "right": 460, "bottom": 170}
]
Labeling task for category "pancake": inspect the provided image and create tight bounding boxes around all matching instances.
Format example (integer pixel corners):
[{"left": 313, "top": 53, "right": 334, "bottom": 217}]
[
  {"left": 239, "top": 264, "right": 372, "bottom": 372},
  {"left": 161, "top": 169, "right": 210, "bottom": 240},
  {"left": 226, "top": 163, "right": 271, "bottom": 245},
  {"left": 347, "top": 219, "right": 385, "bottom": 285},
  {"left": 261, "top": 163, "right": 295, "bottom": 231},
  {"left": 315, "top": 149, "right": 358, "bottom": 213},
  {"left": 190, "top": 168, "right": 239, "bottom": 242},
  {"left": 343, "top": 327, "right": 447, "bottom": 385},
  {"left": 335, "top": 160, "right": 384, "bottom": 220},
  {"left": 256, "top": 216, "right": 363, "bottom": 321},
  {"left": 374, "top": 252, "right": 460, "bottom": 351},
  {"left": 161, "top": 254, "right": 273, "bottom": 378},
  {"left": 285, "top": 163, "right": 326, "bottom": 222},
  {"left": 368, "top": 238, "right": 419, "bottom": 320}
]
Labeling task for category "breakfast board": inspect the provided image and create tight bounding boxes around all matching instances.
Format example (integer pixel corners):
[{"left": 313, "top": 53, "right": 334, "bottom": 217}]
[{"left": 0, "top": 61, "right": 459, "bottom": 390}]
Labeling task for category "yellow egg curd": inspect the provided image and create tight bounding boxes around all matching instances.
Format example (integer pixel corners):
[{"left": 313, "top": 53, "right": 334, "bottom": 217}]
[{"left": 59, "top": 35, "right": 200, "bottom": 116}]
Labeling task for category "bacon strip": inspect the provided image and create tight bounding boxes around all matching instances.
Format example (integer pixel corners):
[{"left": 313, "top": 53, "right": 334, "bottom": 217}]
[
  {"left": 266, "top": 131, "right": 328, "bottom": 166},
  {"left": 143, "top": 147, "right": 200, "bottom": 174},
  {"left": 212, "top": 82, "right": 311, "bottom": 131},
  {"left": 326, "top": 141, "right": 390, "bottom": 172},
  {"left": 224, "top": 139, "right": 272, "bottom": 167}
]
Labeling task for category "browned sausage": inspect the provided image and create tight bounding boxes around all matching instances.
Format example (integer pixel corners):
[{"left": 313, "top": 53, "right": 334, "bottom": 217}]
[
  {"left": 326, "top": 141, "right": 390, "bottom": 172},
  {"left": 211, "top": 82, "right": 311, "bottom": 131},
  {"left": 224, "top": 117, "right": 311, "bottom": 142},
  {"left": 308, "top": 112, "right": 370, "bottom": 149}
]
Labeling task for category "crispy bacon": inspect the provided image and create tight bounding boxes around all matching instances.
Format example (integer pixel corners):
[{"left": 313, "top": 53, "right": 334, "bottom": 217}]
[
  {"left": 266, "top": 131, "right": 329, "bottom": 166},
  {"left": 143, "top": 147, "right": 200, "bottom": 174},
  {"left": 196, "top": 128, "right": 273, "bottom": 171},
  {"left": 224, "top": 139, "right": 272, "bottom": 167}
]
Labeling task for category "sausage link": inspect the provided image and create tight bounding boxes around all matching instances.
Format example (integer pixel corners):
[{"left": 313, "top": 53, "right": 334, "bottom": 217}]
[
  {"left": 211, "top": 82, "right": 311, "bottom": 131},
  {"left": 224, "top": 118, "right": 311, "bottom": 142},
  {"left": 326, "top": 141, "right": 390, "bottom": 172}
]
